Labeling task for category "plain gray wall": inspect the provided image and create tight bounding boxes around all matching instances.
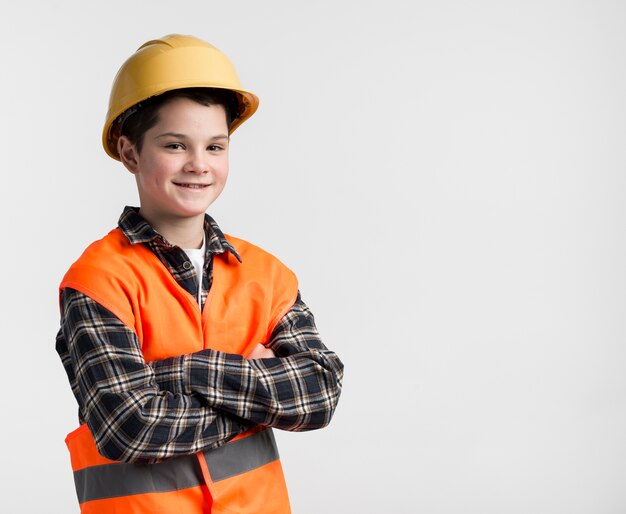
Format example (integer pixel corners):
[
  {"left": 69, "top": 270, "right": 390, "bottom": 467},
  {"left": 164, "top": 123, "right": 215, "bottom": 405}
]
[{"left": 2, "top": 0, "right": 626, "bottom": 512}]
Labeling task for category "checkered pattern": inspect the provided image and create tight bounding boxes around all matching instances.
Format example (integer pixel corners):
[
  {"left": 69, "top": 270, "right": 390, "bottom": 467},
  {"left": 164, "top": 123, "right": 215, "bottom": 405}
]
[{"left": 56, "top": 207, "right": 343, "bottom": 463}]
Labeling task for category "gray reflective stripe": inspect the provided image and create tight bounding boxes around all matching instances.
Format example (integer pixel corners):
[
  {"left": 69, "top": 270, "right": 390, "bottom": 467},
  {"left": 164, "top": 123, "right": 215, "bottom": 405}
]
[
  {"left": 74, "top": 453, "right": 203, "bottom": 504},
  {"left": 73, "top": 429, "right": 279, "bottom": 503},
  {"left": 203, "top": 428, "right": 280, "bottom": 482}
]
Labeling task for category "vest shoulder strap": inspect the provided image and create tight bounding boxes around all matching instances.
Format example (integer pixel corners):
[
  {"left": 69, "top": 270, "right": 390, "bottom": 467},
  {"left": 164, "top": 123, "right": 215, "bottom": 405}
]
[
  {"left": 221, "top": 234, "right": 299, "bottom": 342},
  {"left": 60, "top": 228, "right": 144, "bottom": 329}
]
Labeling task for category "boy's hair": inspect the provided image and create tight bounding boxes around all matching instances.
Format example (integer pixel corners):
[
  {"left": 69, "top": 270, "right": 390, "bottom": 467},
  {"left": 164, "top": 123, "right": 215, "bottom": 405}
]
[{"left": 120, "top": 87, "right": 240, "bottom": 154}]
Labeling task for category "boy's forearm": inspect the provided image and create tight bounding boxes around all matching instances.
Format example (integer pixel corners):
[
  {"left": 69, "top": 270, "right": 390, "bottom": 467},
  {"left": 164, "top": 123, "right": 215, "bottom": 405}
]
[
  {"left": 151, "top": 347, "right": 343, "bottom": 431},
  {"left": 149, "top": 296, "right": 344, "bottom": 431}
]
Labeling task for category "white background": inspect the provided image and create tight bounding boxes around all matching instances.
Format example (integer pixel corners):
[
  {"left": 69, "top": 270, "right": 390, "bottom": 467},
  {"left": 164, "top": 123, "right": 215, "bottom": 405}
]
[{"left": 2, "top": 1, "right": 626, "bottom": 512}]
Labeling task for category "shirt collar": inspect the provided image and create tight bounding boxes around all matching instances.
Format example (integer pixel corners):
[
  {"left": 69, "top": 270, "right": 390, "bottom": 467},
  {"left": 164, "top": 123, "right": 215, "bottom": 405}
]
[{"left": 118, "top": 206, "right": 242, "bottom": 262}]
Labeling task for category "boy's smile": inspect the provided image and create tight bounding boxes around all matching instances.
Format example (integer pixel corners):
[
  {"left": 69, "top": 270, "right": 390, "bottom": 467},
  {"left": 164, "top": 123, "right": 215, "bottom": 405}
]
[{"left": 118, "top": 97, "right": 229, "bottom": 244}]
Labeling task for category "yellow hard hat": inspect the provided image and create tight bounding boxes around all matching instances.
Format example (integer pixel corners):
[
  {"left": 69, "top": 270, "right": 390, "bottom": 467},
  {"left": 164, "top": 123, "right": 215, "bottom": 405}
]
[{"left": 102, "top": 34, "right": 259, "bottom": 160}]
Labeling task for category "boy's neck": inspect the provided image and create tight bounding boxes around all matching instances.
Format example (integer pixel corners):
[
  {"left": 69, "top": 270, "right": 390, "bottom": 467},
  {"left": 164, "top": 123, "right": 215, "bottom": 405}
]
[{"left": 139, "top": 209, "right": 205, "bottom": 249}]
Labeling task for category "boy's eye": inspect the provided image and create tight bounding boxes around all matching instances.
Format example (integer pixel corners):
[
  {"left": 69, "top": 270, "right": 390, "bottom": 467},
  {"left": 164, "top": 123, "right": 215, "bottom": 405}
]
[
  {"left": 208, "top": 144, "right": 223, "bottom": 152},
  {"left": 165, "top": 143, "right": 184, "bottom": 150}
]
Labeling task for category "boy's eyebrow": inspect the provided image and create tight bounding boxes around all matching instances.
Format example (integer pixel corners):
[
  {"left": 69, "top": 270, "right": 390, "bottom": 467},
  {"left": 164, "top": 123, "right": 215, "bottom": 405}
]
[{"left": 155, "top": 132, "right": 229, "bottom": 140}]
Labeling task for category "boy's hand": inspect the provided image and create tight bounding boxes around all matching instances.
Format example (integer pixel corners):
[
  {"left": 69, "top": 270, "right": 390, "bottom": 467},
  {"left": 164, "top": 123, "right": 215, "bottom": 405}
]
[{"left": 246, "top": 343, "right": 276, "bottom": 360}]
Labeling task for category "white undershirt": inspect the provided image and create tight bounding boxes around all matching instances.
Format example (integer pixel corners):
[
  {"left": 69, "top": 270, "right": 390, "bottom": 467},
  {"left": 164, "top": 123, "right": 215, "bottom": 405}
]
[{"left": 183, "top": 237, "right": 206, "bottom": 305}]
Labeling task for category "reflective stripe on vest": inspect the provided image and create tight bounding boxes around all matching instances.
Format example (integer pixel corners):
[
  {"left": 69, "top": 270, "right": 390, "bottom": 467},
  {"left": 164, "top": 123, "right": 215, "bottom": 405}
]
[
  {"left": 74, "top": 429, "right": 280, "bottom": 504},
  {"left": 202, "top": 427, "right": 279, "bottom": 482}
]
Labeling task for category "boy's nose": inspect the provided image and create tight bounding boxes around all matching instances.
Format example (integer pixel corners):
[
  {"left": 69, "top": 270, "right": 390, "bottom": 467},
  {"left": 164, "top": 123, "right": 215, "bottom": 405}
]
[{"left": 183, "top": 152, "right": 210, "bottom": 174}]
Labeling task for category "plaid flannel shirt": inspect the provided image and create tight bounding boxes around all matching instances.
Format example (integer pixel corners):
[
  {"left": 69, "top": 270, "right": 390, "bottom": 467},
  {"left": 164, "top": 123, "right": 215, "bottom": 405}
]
[{"left": 56, "top": 207, "right": 343, "bottom": 464}]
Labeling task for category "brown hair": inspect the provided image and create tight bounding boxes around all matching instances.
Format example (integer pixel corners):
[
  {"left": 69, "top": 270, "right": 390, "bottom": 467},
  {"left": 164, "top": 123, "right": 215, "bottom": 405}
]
[{"left": 120, "top": 87, "right": 240, "bottom": 153}]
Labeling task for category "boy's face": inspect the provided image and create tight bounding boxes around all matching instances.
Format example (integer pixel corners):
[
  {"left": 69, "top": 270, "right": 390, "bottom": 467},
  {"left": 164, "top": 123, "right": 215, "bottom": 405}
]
[{"left": 119, "top": 97, "right": 229, "bottom": 228}]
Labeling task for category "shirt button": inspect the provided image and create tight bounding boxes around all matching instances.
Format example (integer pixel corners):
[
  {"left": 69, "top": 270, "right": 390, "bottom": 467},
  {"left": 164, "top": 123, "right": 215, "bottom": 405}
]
[{"left": 183, "top": 261, "right": 192, "bottom": 270}]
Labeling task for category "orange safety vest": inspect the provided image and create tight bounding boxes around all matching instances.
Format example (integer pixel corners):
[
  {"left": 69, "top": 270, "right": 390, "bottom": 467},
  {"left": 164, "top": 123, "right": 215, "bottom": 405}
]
[{"left": 60, "top": 227, "right": 298, "bottom": 514}]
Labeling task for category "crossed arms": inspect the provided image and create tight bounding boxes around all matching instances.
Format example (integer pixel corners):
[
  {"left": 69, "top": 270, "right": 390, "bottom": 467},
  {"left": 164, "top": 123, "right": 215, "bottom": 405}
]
[{"left": 56, "top": 289, "right": 344, "bottom": 464}]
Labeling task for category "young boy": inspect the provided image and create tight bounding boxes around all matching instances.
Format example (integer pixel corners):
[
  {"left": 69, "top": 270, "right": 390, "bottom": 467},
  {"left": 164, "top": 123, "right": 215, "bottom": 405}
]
[{"left": 56, "top": 34, "right": 344, "bottom": 514}]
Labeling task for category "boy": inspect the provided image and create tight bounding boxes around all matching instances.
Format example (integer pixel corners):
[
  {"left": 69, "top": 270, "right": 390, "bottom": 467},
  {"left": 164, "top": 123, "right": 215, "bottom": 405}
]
[{"left": 56, "top": 34, "right": 344, "bottom": 514}]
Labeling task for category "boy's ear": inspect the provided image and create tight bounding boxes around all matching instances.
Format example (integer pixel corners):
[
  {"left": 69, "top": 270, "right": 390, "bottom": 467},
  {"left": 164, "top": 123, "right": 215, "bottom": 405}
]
[{"left": 118, "top": 136, "right": 139, "bottom": 173}]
